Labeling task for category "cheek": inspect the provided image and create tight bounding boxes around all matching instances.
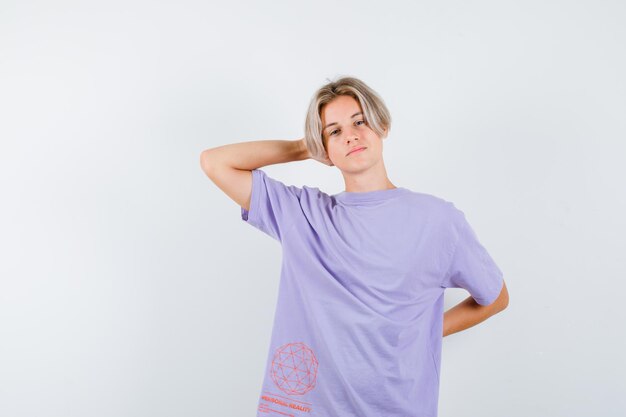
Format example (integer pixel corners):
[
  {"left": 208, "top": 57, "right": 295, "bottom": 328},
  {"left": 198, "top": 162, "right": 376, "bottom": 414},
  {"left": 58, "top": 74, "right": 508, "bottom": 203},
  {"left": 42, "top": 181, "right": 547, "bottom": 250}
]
[{"left": 327, "top": 143, "right": 342, "bottom": 158}]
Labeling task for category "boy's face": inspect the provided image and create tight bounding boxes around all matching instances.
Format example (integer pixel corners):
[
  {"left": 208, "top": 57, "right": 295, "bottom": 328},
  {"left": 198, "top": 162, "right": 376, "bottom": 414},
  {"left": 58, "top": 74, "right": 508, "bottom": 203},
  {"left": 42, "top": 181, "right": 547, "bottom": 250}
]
[{"left": 320, "top": 95, "right": 387, "bottom": 173}]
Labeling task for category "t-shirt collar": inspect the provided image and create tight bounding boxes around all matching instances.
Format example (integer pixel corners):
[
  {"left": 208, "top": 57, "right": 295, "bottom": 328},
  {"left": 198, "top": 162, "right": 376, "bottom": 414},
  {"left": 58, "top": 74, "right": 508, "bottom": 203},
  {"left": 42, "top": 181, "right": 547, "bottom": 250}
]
[{"left": 333, "top": 186, "right": 410, "bottom": 204}]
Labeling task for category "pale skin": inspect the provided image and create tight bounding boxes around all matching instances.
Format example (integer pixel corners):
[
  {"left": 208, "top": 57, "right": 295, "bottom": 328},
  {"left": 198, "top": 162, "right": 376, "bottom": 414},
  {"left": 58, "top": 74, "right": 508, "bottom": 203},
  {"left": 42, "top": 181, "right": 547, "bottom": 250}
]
[{"left": 200, "top": 95, "right": 509, "bottom": 337}]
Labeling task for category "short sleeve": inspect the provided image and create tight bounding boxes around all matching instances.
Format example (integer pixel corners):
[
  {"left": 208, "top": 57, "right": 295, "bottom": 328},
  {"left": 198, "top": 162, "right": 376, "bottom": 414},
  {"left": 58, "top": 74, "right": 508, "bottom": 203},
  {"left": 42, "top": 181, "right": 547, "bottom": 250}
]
[
  {"left": 441, "top": 205, "right": 504, "bottom": 306},
  {"left": 240, "top": 168, "right": 303, "bottom": 242}
]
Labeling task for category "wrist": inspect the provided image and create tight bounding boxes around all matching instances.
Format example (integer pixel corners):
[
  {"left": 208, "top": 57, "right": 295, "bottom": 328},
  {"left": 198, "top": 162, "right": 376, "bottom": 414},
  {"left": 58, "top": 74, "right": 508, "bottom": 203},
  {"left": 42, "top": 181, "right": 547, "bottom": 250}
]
[{"left": 294, "top": 138, "right": 310, "bottom": 161}]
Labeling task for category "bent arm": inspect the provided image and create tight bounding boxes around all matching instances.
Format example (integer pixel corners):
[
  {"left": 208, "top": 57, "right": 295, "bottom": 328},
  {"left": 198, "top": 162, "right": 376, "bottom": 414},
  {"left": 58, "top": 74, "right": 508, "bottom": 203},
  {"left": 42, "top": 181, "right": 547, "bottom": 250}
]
[
  {"left": 443, "top": 280, "right": 509, "bottom": 337},
  {"left": 201, "top": 139, "right": 309, "bottom": 172},
  {"left": 199, "top": 139, "right": 309, "bottom": 210}
]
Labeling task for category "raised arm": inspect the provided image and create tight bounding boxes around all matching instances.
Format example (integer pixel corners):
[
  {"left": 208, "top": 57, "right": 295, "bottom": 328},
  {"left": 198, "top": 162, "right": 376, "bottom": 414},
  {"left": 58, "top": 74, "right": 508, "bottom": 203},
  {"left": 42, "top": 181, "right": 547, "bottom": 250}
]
[{"left": 200, "top": 139, "right": 309, "bottom": 211}]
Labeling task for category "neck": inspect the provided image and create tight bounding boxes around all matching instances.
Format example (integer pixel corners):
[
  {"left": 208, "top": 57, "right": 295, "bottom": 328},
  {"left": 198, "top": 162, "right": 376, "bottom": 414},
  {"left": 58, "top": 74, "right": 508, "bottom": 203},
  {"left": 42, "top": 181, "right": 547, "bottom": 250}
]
[{"left": 341, "top": 164, "right": 396, "bottom": 193}]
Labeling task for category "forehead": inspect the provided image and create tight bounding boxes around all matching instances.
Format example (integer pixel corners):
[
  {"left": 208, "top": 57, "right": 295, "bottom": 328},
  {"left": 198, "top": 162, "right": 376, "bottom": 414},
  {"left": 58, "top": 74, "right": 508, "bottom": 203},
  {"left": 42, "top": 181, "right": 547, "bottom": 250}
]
[{"left": 320, "top": 95, "right": 362, "bottom": 127}]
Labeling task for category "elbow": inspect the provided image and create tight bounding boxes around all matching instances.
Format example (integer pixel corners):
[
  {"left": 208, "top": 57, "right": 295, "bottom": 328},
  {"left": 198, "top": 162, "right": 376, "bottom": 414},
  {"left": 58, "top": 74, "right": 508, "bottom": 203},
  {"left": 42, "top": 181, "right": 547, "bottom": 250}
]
[
  {"left": 200, "top": 150, "right": 215, "bottom": 175},
  {"left": 496, "top": 281, "right": 509, "bottom": 311},
  {"left": 499, "top": 296, "right": 509, "bottom": 312}
]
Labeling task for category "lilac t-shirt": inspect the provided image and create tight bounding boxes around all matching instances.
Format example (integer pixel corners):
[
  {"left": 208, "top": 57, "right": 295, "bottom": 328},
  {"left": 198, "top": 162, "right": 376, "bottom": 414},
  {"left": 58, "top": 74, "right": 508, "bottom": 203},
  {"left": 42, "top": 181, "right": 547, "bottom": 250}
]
[{"left": 240, "top": 168, "right": 504, "bottom": 417}]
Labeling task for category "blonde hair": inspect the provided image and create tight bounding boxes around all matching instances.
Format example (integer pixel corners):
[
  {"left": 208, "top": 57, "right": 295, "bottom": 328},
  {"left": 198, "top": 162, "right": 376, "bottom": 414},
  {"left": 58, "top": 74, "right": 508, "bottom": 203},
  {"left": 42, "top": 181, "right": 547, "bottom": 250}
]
[{"left": 304, "top": 76, "right": 392, "bottom": 160}]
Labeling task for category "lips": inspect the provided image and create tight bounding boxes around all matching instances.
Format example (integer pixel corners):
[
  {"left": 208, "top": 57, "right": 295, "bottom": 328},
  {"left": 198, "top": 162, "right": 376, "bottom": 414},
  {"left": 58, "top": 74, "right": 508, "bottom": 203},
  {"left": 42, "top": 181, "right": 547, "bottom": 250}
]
[{"left": 346, "top": 146, "right": 366, "bottom": 156}]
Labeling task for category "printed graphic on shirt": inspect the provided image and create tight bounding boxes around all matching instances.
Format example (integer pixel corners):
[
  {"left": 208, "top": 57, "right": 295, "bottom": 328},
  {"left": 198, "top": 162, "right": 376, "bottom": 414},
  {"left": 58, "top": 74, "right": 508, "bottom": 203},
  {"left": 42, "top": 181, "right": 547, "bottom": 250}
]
[
  {"left": 257, "top": 393, "right": 314, "bottom": 416},
  {"left": 271, "top": 342, "right": 318, "bottom": 394},
  {"left": 258, "top": 342, "right": 318, "bottom": 415}
]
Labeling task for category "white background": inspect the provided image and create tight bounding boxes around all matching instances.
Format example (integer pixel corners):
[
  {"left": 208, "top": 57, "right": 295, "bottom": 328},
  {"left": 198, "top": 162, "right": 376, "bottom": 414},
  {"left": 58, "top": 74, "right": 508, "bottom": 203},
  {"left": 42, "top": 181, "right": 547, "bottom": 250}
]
[{"left": 1, "top": 1, "right": 625, "bottom": 416}]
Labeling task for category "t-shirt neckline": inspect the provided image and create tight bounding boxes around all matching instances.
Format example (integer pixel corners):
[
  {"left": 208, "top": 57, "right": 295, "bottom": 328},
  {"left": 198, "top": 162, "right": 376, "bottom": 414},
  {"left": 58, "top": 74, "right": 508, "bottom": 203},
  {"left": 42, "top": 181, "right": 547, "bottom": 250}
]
[{"left": 333, "top": 186, "right": 411, "bottom": 204}]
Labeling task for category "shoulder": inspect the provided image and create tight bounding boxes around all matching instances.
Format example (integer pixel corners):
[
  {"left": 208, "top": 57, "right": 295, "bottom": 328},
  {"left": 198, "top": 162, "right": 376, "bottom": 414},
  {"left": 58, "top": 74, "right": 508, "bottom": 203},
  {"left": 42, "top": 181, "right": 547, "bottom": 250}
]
[
  {"left": 252, "top": 168, "right": 305, "bottom": 198},
  {"left": 402, "top": 189, "right": 457, "bottom": 215},
  {"left": 403, "top": 191, "right": 473, "bottom": 237},
  {"left": 300, "top": 184, "right": 332, "bottom": 204}
]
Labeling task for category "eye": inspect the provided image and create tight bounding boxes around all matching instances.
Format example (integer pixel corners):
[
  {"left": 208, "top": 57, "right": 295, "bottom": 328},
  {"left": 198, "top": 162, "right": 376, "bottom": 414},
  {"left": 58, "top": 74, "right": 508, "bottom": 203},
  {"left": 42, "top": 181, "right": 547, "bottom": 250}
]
[{"left": 329, "top": 120, "right": 365, "bottom": 136}]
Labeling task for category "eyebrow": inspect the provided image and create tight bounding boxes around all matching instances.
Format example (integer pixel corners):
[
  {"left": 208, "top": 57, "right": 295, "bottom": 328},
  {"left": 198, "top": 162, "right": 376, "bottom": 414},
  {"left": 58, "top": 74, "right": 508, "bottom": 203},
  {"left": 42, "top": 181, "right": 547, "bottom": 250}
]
[{"left": 323, "top": 112, "right": 363, "bottom": 130}]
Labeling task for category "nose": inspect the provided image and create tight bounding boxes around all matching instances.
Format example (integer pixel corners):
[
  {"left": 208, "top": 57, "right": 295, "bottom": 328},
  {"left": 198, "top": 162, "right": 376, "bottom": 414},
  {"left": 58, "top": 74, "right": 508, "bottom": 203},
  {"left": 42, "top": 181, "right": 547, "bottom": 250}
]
[{"left": 344, "top": 125, "right": 359, "bottom": 143}]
